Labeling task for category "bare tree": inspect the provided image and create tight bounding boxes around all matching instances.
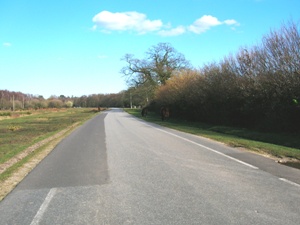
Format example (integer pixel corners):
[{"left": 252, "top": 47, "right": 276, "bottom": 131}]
[{"left": 121, "top": 43, "right": 191, "bottom": 87}]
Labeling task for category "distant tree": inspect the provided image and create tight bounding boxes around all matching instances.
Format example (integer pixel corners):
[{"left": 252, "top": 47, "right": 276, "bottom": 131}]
[
  {"left": 48, "top": 99, "right": 63, "bottom": 108},
  {"left": 121, "top": 42, "right": 191, "bottom": 87},
  {"left": 65, "top": 101, "right": 73, "bottom": 108},
  {"left": 59, "top": 95, "right": 67, "bottom": 103},
  {"left": 87, "top": 94, "right": 100, "bottom": 107},
  {"left": 48, "top": 95, "right": 58, "bottom": 99},
  {"left": 13, "top": 100, "right": 23, "bottom": 110}
]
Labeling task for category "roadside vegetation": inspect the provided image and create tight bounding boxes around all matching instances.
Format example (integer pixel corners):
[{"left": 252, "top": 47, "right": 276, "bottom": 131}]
[
  {"left": 125, "top": 108, "right": 300, "bottom": 163},
  {"left": 123, "top": 21, "right": 300, "bottom": 133}
]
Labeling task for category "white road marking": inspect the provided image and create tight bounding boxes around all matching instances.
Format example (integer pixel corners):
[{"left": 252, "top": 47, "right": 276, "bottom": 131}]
[
  {"left": 30, "top": 188, "right": 57, "bottom": 225},
  {"left": 147, "top": 124, "right": 259, "bottom": 169},
  {"left": 279, "top": 178, "right": 300, "bottom": 188}
]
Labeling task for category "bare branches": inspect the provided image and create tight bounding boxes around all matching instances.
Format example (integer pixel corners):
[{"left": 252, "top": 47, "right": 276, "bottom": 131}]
[{"left": 121, "top": 42, "right": 191, "bottom": 87}]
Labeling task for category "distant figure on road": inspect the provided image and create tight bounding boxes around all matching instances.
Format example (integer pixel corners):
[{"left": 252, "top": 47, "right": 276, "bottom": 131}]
[
  {"left": 160, "top": 106, "right": 170, "bottom": 121},
  {"left": 141, "top": 107, "right": 148, "bottom": 117}
]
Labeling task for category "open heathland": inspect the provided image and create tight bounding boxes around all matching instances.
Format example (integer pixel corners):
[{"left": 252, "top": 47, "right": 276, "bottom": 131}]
[{"left": 0, "top": 108, "right": 100, "bottom": 165}]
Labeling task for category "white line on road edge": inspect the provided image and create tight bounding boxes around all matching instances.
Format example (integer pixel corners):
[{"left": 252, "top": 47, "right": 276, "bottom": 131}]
[
  {"left": 147, "top": 124, "right": 258, "bottom": 169},
  {"left": 279, "top": 178, "right": 300, "bottom": 188},
  {"left": 30, "top": 188, "right": 57, "bottom": 225}
]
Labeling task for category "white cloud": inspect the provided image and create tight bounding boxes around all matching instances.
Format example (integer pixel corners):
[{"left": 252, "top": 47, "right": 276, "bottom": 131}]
[
  {"left": 189, "top": 15, "right": 240, "bottom": 34},
  {"left": 92, "top": 11, "right": 163, "bottom": 34},
  {"left": 3, "top": 42, "right": 12, "bottom": 47},
  {"left": 158, "top": 26, "right": 186, "bottom": 37},
  {"left": 224, "top": 19, "right": 240, "bottom": 26},
  {"left": 188, "top": 15, "right": 222, "bottom": 34},
  {"left": 92, "top": 11, "right": 239, "bottom": 36}
]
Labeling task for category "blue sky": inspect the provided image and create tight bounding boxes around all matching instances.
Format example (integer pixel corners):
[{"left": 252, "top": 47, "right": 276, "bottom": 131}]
[{"left": 1, "top": 0, "right": 299, "bottom": 98}]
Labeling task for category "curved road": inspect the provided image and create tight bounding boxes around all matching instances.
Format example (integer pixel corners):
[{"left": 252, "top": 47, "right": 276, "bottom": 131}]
[{"left": 0, "top": 108, "right": 299, "bottom": 224}]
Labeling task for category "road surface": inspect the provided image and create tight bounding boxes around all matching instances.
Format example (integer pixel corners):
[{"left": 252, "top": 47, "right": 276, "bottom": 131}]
[{"left": 0, "top": 108, "right": 299, "bottom": 224}]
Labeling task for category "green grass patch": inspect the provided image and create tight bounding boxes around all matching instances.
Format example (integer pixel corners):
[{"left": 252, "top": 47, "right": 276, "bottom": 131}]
[
  {"left": 0, "top": 112, "right": 11, "bottom": 116},
  {"left": 0, "top": 108, "right": 99, "bottom": 164},
  {"left": 125, "top": 108, "right": 300, "bottom": 160}
]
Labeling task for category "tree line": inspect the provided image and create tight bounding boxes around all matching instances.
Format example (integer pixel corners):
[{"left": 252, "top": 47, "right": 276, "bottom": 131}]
[
  {"left": 0, "top": 90, "right": 124, "bottom": 110},
  {"left": 122, "top": 21, "right": 300, "bottom": 132},
  {"left": 158, "top": 22, "right": 300, "bottom": 132}
]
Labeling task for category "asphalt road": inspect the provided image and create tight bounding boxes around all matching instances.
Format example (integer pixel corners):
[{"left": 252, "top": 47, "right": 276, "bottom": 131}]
[{"left": 0, "top": 108, "right": 299, "bottom": 225}]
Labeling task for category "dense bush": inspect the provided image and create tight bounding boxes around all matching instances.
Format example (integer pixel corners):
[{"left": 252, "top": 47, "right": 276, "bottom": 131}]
[{"left": 154, "top": 21, "right": 300, "bottom": 132}]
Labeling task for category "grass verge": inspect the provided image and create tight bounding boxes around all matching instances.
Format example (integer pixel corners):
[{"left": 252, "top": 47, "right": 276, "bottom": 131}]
[{"left": 124, "top": 108, "right": 300, "bottom": 161}]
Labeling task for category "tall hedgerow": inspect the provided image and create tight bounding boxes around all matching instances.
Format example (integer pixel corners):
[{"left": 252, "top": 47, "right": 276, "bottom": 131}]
[{"left": 154, "top": 20, "right": 300, "bottom": 132}]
